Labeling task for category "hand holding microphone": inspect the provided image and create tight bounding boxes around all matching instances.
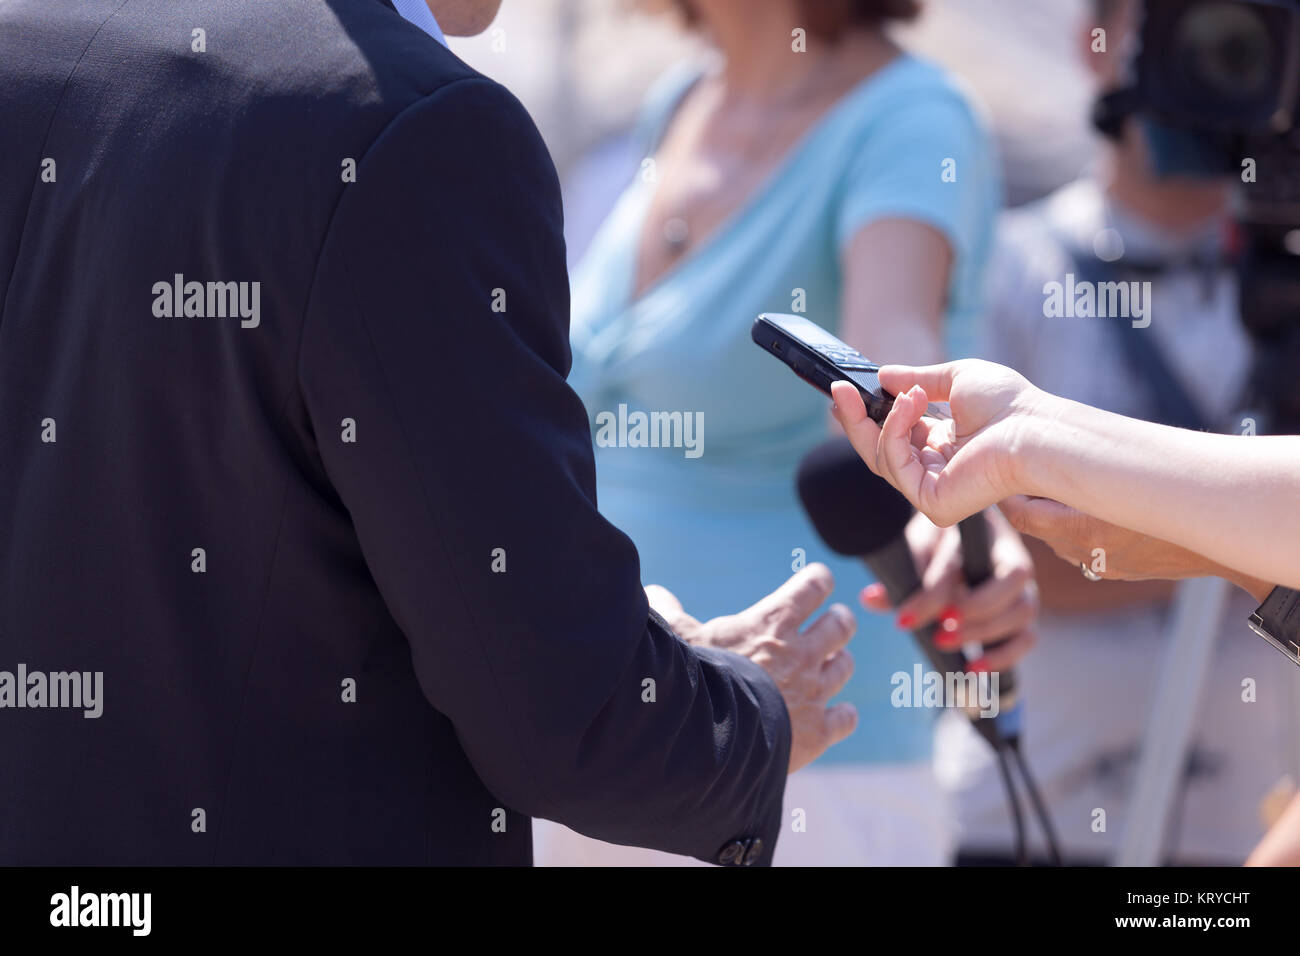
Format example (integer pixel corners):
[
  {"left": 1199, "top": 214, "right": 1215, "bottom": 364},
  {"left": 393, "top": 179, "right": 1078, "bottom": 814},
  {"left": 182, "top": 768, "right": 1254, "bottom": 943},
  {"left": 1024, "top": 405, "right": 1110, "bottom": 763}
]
[
  {"left": 795, "top": 438, "right": 1036, "bottom": 745},
  {"left": 796, "top": 436, "right": 1060, "bottom": 863},
  {"left": 858, "top": 511, "right": 1039, "bottom": 677}
]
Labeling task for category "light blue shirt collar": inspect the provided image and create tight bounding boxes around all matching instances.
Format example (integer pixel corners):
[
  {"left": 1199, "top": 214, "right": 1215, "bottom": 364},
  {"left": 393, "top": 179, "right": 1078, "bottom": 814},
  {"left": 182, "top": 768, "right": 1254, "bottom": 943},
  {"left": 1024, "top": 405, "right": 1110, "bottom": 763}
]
[{"left": 390, "top": 0, "right": 447, "bottom": 46}]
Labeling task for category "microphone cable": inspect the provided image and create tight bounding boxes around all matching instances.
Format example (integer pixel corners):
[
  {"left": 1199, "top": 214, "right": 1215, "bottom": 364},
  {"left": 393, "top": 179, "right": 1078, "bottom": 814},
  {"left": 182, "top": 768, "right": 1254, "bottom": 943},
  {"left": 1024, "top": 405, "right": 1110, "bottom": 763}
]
[
  {"left": 957, "top": 514, "right": 1063, "bottom": 866},
  {"left": 994, "top": 735, "right": 1063, "bottom": 866},
  {"left": 993, "top": 744, "right": 1029, "bottom": 866}
]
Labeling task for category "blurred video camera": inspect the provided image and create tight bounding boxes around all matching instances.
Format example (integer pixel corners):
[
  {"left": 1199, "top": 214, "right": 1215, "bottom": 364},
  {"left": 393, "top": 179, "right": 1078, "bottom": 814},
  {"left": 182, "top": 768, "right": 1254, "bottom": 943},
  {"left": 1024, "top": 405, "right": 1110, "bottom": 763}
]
[{"left": 1097, "top": 0, "right": 1300, "bottom": 430}]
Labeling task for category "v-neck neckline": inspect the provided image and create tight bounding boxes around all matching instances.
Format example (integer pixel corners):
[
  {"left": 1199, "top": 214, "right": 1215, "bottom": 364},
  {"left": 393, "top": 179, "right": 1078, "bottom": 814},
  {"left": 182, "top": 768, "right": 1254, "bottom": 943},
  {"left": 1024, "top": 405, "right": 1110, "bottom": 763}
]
[{"left": 625, "top": 53, "right": 914, "bottom": 306}]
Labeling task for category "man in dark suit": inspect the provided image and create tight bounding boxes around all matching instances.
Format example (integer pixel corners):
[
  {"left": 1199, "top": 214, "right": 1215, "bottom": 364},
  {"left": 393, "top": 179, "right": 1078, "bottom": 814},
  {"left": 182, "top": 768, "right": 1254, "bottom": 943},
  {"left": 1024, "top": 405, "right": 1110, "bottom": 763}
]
[{"left": 0, "top": 0, "right": 857, "bottom": 865}]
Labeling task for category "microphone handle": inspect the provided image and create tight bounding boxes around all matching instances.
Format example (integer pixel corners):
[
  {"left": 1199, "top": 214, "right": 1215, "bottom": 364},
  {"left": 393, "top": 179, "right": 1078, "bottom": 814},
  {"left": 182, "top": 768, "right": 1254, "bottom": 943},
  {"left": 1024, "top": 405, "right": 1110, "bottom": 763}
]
[
  {"left": 957, "top": 513, "right": 993, "bottom": 586},
  {"left": 958, "top": 512, "right": 1018, "bottom": 702},
  {"left": 863, "top": 538, "right": 1003, "bottom": 747}
]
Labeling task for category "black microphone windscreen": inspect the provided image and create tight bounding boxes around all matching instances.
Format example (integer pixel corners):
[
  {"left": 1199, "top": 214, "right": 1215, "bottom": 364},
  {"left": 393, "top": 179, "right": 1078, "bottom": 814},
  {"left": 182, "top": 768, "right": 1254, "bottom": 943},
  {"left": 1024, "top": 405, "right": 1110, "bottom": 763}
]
[{"left": 796, "top": 438, "right": 914, "bottom": 556}]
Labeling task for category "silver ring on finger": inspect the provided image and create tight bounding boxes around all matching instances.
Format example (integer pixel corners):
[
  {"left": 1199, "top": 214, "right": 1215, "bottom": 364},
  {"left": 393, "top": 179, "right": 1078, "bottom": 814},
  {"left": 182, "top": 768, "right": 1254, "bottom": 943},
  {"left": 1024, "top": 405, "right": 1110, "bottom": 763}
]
[{"left": 1080, "top": 561, "right": 1102, "bottom": 582}]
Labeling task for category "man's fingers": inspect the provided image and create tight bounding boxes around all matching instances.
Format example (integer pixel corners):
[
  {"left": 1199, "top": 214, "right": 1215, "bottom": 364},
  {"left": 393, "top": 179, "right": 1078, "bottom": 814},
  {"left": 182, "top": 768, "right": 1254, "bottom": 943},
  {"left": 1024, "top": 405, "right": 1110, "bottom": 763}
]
[
  {"left": 802, "top": 602, "right": 856, "bottom": 658},
  {"left": 877, "top": 362, "right": 961, "bottom": 404},
  {"left": 974, "top": 629, "right": 1038, "bottom": 673},
  {"left": 822, "top": 702, "right": 859, "bottom": 748},
  {"left": 818, "top": 648, "right": 855, "bottom": 698},
  {"left": 756, "top": 562, "right": 835, "bottom": 628}
]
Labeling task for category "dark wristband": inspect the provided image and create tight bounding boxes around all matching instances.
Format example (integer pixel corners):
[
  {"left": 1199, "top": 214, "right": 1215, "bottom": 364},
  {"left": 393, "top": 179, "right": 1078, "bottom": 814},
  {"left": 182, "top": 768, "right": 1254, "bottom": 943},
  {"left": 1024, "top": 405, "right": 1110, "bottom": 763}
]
[{"left": 1249, "top": 586, "right": 1300, "bottom": 666}]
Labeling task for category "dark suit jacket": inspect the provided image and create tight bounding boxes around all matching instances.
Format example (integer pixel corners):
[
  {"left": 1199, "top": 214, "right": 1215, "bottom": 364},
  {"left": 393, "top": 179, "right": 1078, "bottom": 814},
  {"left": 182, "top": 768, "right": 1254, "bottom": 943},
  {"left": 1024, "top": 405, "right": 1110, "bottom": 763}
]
[{"left": 0, "top": 0, "right": 790, "bottom": 865}]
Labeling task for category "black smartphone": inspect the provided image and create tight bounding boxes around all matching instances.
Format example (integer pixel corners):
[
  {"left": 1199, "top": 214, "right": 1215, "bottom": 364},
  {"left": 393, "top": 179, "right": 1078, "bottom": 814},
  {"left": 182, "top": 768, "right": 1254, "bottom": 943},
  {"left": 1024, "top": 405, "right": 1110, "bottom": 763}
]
[{"left": 750, "top": 312, "right": 947, "bottom": 425}]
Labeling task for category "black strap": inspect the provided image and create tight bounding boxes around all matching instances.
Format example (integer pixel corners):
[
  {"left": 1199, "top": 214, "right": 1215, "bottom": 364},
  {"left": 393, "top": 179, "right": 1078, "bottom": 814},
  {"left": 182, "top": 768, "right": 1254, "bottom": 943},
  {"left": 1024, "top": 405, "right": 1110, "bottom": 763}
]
[
  {"left": 1249, "top": 586, "right": 1300, "bottom": 667},
  {"left": 1065, "top": 247, "right": 1212, "bottom": 432}
]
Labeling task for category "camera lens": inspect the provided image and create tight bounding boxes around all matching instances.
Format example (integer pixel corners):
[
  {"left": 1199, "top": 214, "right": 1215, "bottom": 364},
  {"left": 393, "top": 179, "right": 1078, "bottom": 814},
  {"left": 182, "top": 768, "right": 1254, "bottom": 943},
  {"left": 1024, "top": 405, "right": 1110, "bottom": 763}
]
[{"left": 1173, "top": 2, "right": 1274, "bottom": 99}]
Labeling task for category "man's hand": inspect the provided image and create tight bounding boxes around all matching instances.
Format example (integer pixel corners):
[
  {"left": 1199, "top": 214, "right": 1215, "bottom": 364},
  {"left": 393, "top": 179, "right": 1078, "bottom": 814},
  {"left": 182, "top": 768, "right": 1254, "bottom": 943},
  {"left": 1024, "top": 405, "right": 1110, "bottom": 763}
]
[
  {"left": 859, "top": 511, "right": 1039, "bottom": 673},
  {"left": 645, "top": 565, "right": 858, "bottom": 773},
  {"left": 999, "top": 495, "right": 1275, "bottom": 601}
]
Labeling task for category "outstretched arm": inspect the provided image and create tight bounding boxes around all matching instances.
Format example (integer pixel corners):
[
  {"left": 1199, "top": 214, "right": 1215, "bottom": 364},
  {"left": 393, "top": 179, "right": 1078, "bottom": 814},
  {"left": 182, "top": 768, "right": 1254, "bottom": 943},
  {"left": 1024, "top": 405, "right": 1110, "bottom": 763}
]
[{"left": 831, "top": 359, "right": 1300, "bottom": 592}]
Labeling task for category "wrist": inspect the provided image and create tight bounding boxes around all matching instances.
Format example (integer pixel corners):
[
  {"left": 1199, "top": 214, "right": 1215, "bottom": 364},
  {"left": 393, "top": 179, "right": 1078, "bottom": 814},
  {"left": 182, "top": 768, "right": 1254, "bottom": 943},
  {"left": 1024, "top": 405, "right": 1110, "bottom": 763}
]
[
  {"left": 669, "top": 613, "right": 706, "bottom": 646},
  {"left": 1008, "top": 388, "right": 1071, "bottom": 500},
  {"left": 685, "top": 613, "right": 733, "bottom": 651},
  {"left": 1224, "top": 569, "right": 1276, "bottom": 604},
  {"left": 1190, "top": 557, "right": 1274, "bottom": 602}
]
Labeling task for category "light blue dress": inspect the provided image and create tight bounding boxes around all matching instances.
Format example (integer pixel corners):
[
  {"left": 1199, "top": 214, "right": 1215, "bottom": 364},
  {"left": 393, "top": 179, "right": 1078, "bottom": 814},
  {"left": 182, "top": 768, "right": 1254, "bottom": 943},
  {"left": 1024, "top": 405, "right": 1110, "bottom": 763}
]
[{"left": 569, "top": 55, "right": 1000, "bottom": 764}]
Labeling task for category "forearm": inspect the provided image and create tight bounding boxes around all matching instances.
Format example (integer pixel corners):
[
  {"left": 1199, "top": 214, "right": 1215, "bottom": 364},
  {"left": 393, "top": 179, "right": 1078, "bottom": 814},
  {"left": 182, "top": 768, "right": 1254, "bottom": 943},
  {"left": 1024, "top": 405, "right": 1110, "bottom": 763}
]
[
  {"left": 1204, "top": 561, "right": 1276, "bottom": 603},
  {"left": 1022, "top": 395, "right": 1300, "bottom": 591}
]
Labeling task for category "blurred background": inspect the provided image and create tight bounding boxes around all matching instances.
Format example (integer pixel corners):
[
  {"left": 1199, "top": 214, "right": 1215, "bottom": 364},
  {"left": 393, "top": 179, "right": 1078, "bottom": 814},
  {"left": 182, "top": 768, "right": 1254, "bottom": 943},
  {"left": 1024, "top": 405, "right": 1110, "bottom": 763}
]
[
  {"left": 445, "top": 0, "right": 1299, "bottom": 867},
  {"left": 448, "top": 0, "right": 1098, "bottom": 260}
]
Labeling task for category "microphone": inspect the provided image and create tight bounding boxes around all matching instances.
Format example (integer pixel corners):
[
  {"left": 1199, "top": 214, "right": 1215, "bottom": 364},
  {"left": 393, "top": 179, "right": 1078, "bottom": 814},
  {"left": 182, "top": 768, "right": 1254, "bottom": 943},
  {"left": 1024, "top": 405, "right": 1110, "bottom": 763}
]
[
  {"left": 795, "top": 437, "right": 1020, "bottom": 748},
  {"left": 795, "top": 437, "right": 1061, "bottom": 864}
]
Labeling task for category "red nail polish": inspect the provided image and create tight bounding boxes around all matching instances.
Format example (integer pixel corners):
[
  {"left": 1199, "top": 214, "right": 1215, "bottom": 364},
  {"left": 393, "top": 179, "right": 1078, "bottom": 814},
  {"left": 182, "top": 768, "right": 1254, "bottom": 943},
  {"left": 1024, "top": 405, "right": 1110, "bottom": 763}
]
[
  {"left": 969, "top": 658, "right": 988, "bottom": 674},
  {"left": 897, "top": 612, "right": 917, "bottom": 629},
  {"left": 935, "top": 632, "right": 961, "bottom": 650},
  {"left": 940, "top": 606, "right": 962, "bottom": 631}
]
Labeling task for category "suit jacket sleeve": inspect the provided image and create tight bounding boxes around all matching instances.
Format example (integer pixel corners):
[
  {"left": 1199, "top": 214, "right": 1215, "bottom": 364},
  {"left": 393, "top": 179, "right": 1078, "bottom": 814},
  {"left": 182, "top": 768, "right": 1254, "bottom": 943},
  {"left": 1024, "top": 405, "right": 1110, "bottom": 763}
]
[{"left": 297, "top": 76, "right": 790, "bottom": 864}]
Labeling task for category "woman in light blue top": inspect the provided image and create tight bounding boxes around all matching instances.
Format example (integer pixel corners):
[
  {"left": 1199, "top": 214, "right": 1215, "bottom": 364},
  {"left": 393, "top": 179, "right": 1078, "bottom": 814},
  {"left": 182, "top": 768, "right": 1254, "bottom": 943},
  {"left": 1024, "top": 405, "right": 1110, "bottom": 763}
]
[{"left": 540, "top": 0, "right": 1033, "bottom": 866}]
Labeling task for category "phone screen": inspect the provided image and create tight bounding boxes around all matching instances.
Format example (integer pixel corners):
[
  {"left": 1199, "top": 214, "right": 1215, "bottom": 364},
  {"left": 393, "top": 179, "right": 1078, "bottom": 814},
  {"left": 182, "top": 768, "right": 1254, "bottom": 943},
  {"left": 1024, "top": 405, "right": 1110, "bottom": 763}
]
[
  {"left": 763, "top": 314, "right": 877, "bottom": 370},
  {"left": 773, "top": 314, "right": 846, "bottom": 351}
]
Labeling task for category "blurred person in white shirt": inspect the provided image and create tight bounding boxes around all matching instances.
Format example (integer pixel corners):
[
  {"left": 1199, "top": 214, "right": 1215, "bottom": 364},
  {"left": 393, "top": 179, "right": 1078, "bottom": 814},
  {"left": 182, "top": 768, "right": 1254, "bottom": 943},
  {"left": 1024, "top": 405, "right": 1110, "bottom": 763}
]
[{"left": 930, "top": 0, "right": 1293, "bottom": 865}]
